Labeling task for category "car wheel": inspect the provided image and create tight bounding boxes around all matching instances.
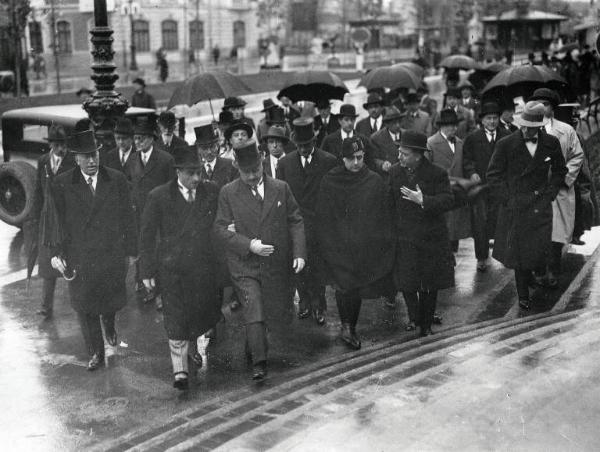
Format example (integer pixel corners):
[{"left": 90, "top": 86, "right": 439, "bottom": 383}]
[{"left": 0, "top": 161, "right": 36, "bottom": 227}]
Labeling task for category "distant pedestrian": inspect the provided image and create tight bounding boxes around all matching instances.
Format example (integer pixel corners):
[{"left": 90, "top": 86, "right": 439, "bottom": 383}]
[
  {"left": 222, "top": 96, "right": 256, "bottom": 130},
  {"left": 156, "top": 48, "right": 169, "bottom": 83},
  {"left": 212, "top": 44, "right": 220, "bottom": 66},
  {"left": 101, "top": 117, "right": 137, "bottom": 180},
  {"left": 76, "top": 88, "right": 93, "bottom": 103},
  {"left": 131, "top": 78, "right": 156, "bottom": 110},
  {"left": 33, "top": 52, "right": 46, "bottom": 80}
]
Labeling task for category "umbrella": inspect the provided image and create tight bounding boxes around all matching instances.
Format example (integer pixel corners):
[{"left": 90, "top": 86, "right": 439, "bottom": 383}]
[
  {"left": 277, "top": 71, "right": 349, "bottom": 104},
  {"left": 440, "top": 54, "right": 477, "bottom": 70},
  {"left": 167, "top": 71, "right": 253, "bottom": 117},
  {"left": 558, "top": 42, "right": 579, "bottom": 54},
  {"left": 358, "top": 65, "right": 421, "bottom": 91},
  {"left": 391, "top": 62, "right": 425, "bottom": 79},
  {"left": 482, "top": 64, "right": 566, "bottom": 96},
  {"left": 468, "top": 62, "right": 510, "bottom": 91}
]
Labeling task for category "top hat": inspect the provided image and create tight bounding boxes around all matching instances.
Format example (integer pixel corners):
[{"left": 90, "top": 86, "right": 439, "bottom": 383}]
[
  {"left": 262, "top": 125, "right": 290, "bottom": 143},
  {"left": 458, "top": 81, "right": 475, "bottom": 91},
  {"left": 261, "top": 98, "right": 277, "bottom": 112},
  {"left": 445, "top": 87, "right": 461, "bottom": 98},
  {"left": 291, "top": 117, "right": 316, "bottom": 144},
  {"left": 399, "top": 130, "right": 428, "bottom": 153},
  {"left": 67, "top": 130, "right": 100, "bottom": 154},
  {"left": 382, "top": 106, "right": 406, "bottom": 123},
  {"left": 224, "top": 120, "right": 254, "bottom": 141},
  {"left": 223, "top": 96, "right": 247, "bottom": 109},
  {"left": 194, "top": 124, "right": 220, "bottom": 145},
  {"left": 529, "top": 88, "right": 560, "bottom": 108},
  {"left": 45, "top": 124, "right": 68, "bottom": 142},
  {"left": 113, "top": 118, "right": 134, "bottom": 136},
  {"left": 173, "top": 145, "right": 202, "bottom": 169},
  {"left": 219, "top": 110, "right": 234, "bottom": 126},
  {"left": 267, "top": 106, "right": 286, "bottom": 125},
  {"left": 479, "top": 102, "right": 501, "bottom": 118},
  {"left": 133, "top": 115, "right": 158, "bottom": 136},
  {"left": 341, "top": 136, "right": 365, "bottom": 158},
  {"left": 405, "top": 92, "right": 420, "bottom": 104},
  {"left": 132, "top": 78, "right": 146, "bottom": 87},
  {"left": 76, "top": 87, "right": 93, "bottom": 97},
  {"left": 363, "top": 93, "right": 384, "bottom": 109},
  {"left": 315, "top": 99, "right": 332, "bottom": 109},
  {"left": 338, "top": 104, "right": 359, "bottom": 118},
  {"left": 437, "top": 108, "right": 459, "bottom": 125},
  {"left": 158, "top": 111, "right": 177, "bottom": 128},
  {"left": 513, "top": 101, "right": 549, "bottom": 128},
  {"left": 234, "top": 140, "right": 261, "bottom": 169}
]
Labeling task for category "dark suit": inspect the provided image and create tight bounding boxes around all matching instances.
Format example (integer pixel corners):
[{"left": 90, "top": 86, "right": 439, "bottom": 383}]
[
  {"left": 320, "top": 129, "right": 377, "bottom": 170},
  {"left": 53, "top": 166, "right": 137, "bottom": 358},
  {"left": 131, "top": 90, "right": 156, "bottom": 109},
  {"left": 371, "top": 127, "right": 401, "bottom": 176},
  {"left": 201, "top": 157, "right": 236, "bottom": 188},
  {"left": 500, "top": 120, "right": 518, "bottom": 133},
  {"left": 277, "top": 149, "right": 338, "bottom": 313},
  {"left": 314, "top": 114, "right": 340, "bottom": 147},
  {"left": 214, "top": 176, "right": 306, "bottom": 364},
  {"left": 155, "top": 135, "right": 188, "bottom": 156},
  {"left": 264, "top": 154, "right": 285, "bottom": 179},
  {"left": 282, "top": 105, "right": 301, "bottom": 125},
  {"left": 102, "top": 146, "right": 137, "bottom": 181},
  {"left": 355, "top": 116, "right": 383, "bottom": 137},
  {"left": 400, "top": 111, "right": 432, "bottom": 136}
]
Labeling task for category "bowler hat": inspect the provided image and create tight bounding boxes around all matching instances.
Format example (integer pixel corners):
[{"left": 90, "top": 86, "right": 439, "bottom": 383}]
[
  {"left": 315, "top": 99, "right": 332, "bottom": 109},
  {"left": 363, "top": 92, "right": 384, "bottom": 109},
  {"left": 458, "top": 81, "right": 474, "bottom": 91},
  {"left": 113, "top": 118, "right": 134, "bottom": 136},
  {"left": 45, "top": 124, "right": 68, "bottom": 142},
  {"left": 158, "top": 111, "right": 177, "bottom": 128},
  {"left": 399, "top": 130, "right": 427, "bottom": 153},
  {"left": 194, "top": 124, "right": 219, "bottom": 145},
  {"left": 234, "top": 140, "right": 261, "bottom": 169},
  {"left": 223, "top": 96, "right": 247, "bottom": 109},
  {"left": 382, "top": 106, "right": 405, "bottom": 123},
  {"left": 133, "top": 115, "right": 158, "bottom": 136},
  {"left": 261, "top": 98, "right": 277, "bottom": 112},
  {"left": 338, "top": 104, "right": 359, "bottom": 118},
  {"left": 529, "top": 88, "right": 560, "bottom": 109},
  {"left": 405, "top": 92, "right": 420, "bottom": 104},
  {"left": 341, "top": 136, "right": 365, "bottom": 159},
  {"left": 513, "top": 101, "right": 549, "bottom": 128},
  {"left": 479, "top": 102, "right": 501, "bottom": 118},
  {"left": 267, "top": 106, "right": 286, "bottom": 125},
  {"left": 224, "top": 120, "right": 254, "bottom": 142},
  {"left": 173, "top": 145, "right": 202, "bottom": 169},
  {"left": 262, "top": 125, "right": 289, "bottom": 143},
  {"left": 445, "top": 87, "right": 461, "bottom": 98},
  {"left": 291, "top": 117, "right": 316, "bottom": 144},
  {"left": 67, "top": 130, "right": 100, "bottom": 154},
  {"left": 437, "top": 108, "right": 459, "bottom": 125},
  {"left": 132, "top": 77, "right": 146, "bottom": 87}
]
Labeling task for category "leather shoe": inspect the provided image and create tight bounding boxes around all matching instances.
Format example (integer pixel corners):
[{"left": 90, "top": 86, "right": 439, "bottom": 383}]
[
  {"left": 87, "top": 353, "right": 104, "bottom": 371},
  {"left": 340, "top": 324, "right": 361, "bottom": 350},
  {"left": 173, "top": 374, "right": 189, "bottom": 390},
  {"left": 419, "top": 327, "right": 433, "bottom": 337},
  {"left": 188, "top": 352, "right": 203, "bottom": 368},
  {"left": 229, "top": 298, "right": 241, "bottom": 311},
  {"left": 313, "top": 309, "right": 326, "bottom": 325},
  {"left": 297, "top": 307, "right": 310, "bottom": 319},
  {"left": 518, "top": 298, "right": 531, "bottom": 310},
  {"left": 433, "top": 313, "right": 443, "bottom": 325},
  {"left": 252, "top": 361, "right": 267, "bottom": 380}
]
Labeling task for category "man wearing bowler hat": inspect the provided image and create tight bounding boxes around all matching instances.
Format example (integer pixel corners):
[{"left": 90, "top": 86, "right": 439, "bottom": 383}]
[
  {"left": 51, "top": 130, "right": 137, "bottom": 370},
  {"left": 31, "top": 124, "right": 76, "bottom": 319},
  {"left": 314, "top": 99, "right": 339, "bottom": 147},
  {"left": 356, "top": 92, "right": 385, "bottom": 136},
  {"left": 390, "top": 131, "right": 455, "bottom": 336},
  {"left": 262, "top": 125, "right": 292, "bottom": 178},
  {"left": 131, "top": 78, "right": 156, "bottom": 110},
  {"left": 277, "top": 118, "right": 337, "bottom": 324},
  {"left": 225, "top": 120, "right": 254, "bottom": 152},
  {"left": 370, "top": 106, "right": 405, "bottom": 180},
  {"left": 463, "top": 102, "right": 511, "bottom": 272},
  {"left": 487, "top": 101, "right": 567, "bottom": 310},
  {"left": 195, "top": 124, "right": 236, "bottom": 188},
  {"left": 102, "top": 117, "right": 137, "bottom": 180},
  {"left": 214, "top": 140, "right": 306, "bottom": 380},
  {"left": 400, "top": 92, "right": 432, "bottom": 136},
  {"left": 140, "top": 145, "right": 221, "bottom": 390},
  {"left": 222, "top": 96, "right": 256, "bottom": 130},
  {"left": 156, "top": 111, "right": 188, "bottom": 156}
]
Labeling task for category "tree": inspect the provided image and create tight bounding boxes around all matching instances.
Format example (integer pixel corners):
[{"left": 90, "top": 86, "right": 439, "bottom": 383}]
[
  {"left": 0, "top": 0, "right": 31, "bottom": 96},
  {"left": 256, "top": 0, "right": 286, "bottom": 36}
]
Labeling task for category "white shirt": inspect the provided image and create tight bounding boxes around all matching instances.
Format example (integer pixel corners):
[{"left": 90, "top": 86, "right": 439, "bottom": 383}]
[
  {"left": 162, "top": 134, "right": 172, "bottom": 147},
  {"left": 269, "top": 155, "right": 281, "bottom": 177},
  {"left": 140, "top": 146, "right": 153, "bottom": 165},
  {"left": 82, "top": 171, "right": 98, "bottom": 191},
  {"left": 204, "top": 159, "right": 216, "bottom": 174},
  {"left": 119, "top": 146, "right": 132, "bottom": 165},
  {"left": 251, "top": 178, "right": 264, "bottom": 199},
  {"left": 544, "top": 118, "right": 553, "bottom": 134},
  {"left": 524, "top": 138, "right": 538, "bottom": 157},
  {"left": 341, "top": 130, "right": 354, "bottom": 140},
  {"left": 371, "top": 116, "right": 382, "bottom": 132},
  {"left": 321, "top": 115, "right": 330, "bottom": 126},
  {"left": 301, "top": 151, "right": 314, "bottom": 168},
  {"left": 50, "top": 153, "right": 62, "bottom": 174},
  {"left": 388, "top": 130, "right": 400, "bottom": 142},
  {"left": 440, "top": 132, "right": 455, "bottom": 153},
  {"left": 485, "top": 129, "right": 496, "bottom": 143},
  {"left": 177, "top": 180, "right": 195, "bottom": 202}
]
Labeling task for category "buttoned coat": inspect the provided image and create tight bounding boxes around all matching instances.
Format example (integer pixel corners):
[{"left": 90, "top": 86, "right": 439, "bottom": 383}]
[
  {"left": 462, "top": 127, "right": 511, "bottom": 183},
  {"left": 544, "top": 119, "right": 585, "bottom": 244},
  {"left": 102, "top": 146, "right": 138, "bottom": 181},
  {"left": 400, "top": 111, "right": 432, "bottom": 136},
  {"left": 53, "top": 167, "right": 137, "bottom": 314},
  {"left": 131, "top": 90, "right": 156, "bottom": 109},
  {"left": 371, "top": 127, "right": 401, "bottom": 169},
  {"left": 213, "top": 176, "right": 306, "bottom": 323},
  {"left": 426, "top": 132, "right": 471, "bottom": 240},
  {"left": 201, "top": 156, "right": 237, "bottom": 189},
  {"left": 154, "top": 135, "right": 188, "bottom": 156},
  {"left": 355, "top": 116, "right": 383, "bottom": 136},
  {"left": 314, "top": 114, "right": 340, "bottom": 147},
  {"left": 487, "top": 132, "right": 567, "bottom": 269},
  {"left": 320, "top": 129, "right": 377, "bottom": 170}
]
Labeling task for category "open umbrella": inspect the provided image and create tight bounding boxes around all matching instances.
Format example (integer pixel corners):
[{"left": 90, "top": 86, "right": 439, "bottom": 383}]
[
  {"left": 277, "top": 71, "right": 349, "bottom": 104},
  {"left": 358, "top": 65, "right": 421, "bottom": 91},
  {"left": 468, "top": 62, "right": 510, "bottom": 91},
  {"left": 440, "top": 54, "right": 477, "bottom": 70},
  {"left": 167, "top": 71, "right": 253, "bottom": 117},
  {"left": 391, "top": 62, "right": 425, "bottom": 79},
  {"left": 478, "top": 61, "right": 510, "bottom": 73},
  {"left": 558, "top": 42, "right": 579, "bottom": 54},
  {"left": 481, "top": 64, "right": 567, "bottom": 97}
]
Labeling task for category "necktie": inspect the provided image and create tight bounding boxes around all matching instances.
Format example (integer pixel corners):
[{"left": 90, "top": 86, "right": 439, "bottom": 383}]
[
  {"left": 187, "top": 189, "right": 195, "bottom": 203},
  {"left": 487, "top": 132, "right": 495, "bottom": 143},
  {"left": 251, "top": 185, "right": 262, "bottom": 202},
  {"left": 447, "top": 136, "right": 456, "bottom": 144},
  {"left": 372, "top": 121, "right": 377, "bottom": 132},
  {"left": 87, "top": 177, "right": 95, "bottom": 196},
  {"left": 52, "top": 157, "right": 59, "bottom": 174},
  {"left": 142, "top": 152, "right": 149, "bottom": 165},
  {"left": 524, "top": 137, "right": 538, "bottom": 144},
  {"left": 120, "top": 152, "right": 126, "bottom": 166},
  {"left": 205, "top": 164, "right": 213, "bottom": 179}
]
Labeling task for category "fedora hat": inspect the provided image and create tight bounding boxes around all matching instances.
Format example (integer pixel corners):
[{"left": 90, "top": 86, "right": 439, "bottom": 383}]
[
  {"left": 399, "top": 130, "right": 427, "bottom": 153},
  {"left": 513, "top": 101, "right": 549, "bottom": 128},
  {"left": 234, "top": 139, "right": 261, "bottom": 169},
  {"left": 224, "top": 119, "right": 254, "bottom": 141},
  {"left": 194, "top": 124, "right": 220, "bottom": 145},
  {"left": 262, "top": 125, "right": 289, "bottom": 143},
  {"left": 382, "top": 106, "right": 405, "bottom": 123},
  {"left": 291, "top": 117, "right": 316, "bottom": 144},
  {"left": 338, "top": 104, "right": 359, "bottom": 118},
  {"left": 315, "top": 99, "right": 332, "bottom": 109},
  {"left": 113, "top": 118, "right": 134, "bottom": 136},
  {"left": 363, "top": 92, "right": 384, "bottom": 109},
  {"left": 158, "top": 111, "right": 177, "bottom": 128},
  {"left": 405, "top": 92, "right": 420, "bottom": 104},
  {"left": 529, "top": 88, "right": 560, "bottom": 108},
  {"left": 223, "top": 96, "right": 247, "bottom": 109},
  {"left": 267, "top": 106, "right": 286, "bottom": 125},
  {"left": 45, "top": 124, "right": 68, "bottom": 142},
  {"left": 173, "top": 145, "right": 202, "bottom": 169},
  {"left": 132, "top": 77, "right": 146, "bottom": 87},
  {"left": 341, "top": 136, "right": 365, "bottom": 158},
  {"left": 261, "top": 98, "right": 277, "bottom": 112},
  {"left": 133, "top": 115, "right": 158, "bottom": 136},
  {"left": 445, "top": 87, "right": 461, "bottom": 99},
  {"left": 67, "top": 130, "right": 100, "bottom": 154},
  {"left": 437, "top": 108, "right": 459, "bottom": 125},
  {"left": 479, "top": 102, "right": 501, "bottom": 118}
]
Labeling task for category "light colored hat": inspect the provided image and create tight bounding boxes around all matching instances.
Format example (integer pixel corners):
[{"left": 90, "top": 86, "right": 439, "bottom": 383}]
[{"left": 513, "top": 101, "right": 549, "bottom": 128}]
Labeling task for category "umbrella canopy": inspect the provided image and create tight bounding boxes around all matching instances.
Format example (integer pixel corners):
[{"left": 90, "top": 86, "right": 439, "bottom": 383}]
[
  {"left": 167, "top": 71, "right": 252, "bottom": 109},
  {"left": 391, "top": 62, "right": 425, "bottom": 79},
  {"left": 558, "top": 42, "right": 579, "bottom": 54},
  {"left": 482, "top": 65, "right": 566, "bottom": 95},
  {"left": 277, "top": 71, "right": 349, "bottom": 103},
  {"left": 440, "top": 54, "right": 477, "bottom": 70},
  {"left": 468, "top": 62, "right": 510, "bottom": 91},
  {"left": 358, "top": 65, "right": 421, "bottom": 91},
  {"left": 477, "top": 61, "right": 510, "bottom": 73}
]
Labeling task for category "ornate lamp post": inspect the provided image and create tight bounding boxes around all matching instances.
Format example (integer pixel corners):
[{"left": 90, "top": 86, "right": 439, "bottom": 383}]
[{"left": 84, "top": 0, "right": 129, "bottom": 150}]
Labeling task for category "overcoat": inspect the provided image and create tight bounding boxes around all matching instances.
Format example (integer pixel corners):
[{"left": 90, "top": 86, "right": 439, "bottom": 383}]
[
  {"left": 371, "top": 127, "right": 401, "bottom": 172},
  {"left": 139, "top": 180, "right": 220, "bottom": 339},
  {"left": 400, "top": 111, "right": 432, "bottom": 136},
  {"left": 487, "top": 132, "right": 567, "bottom": 269},
  {"left": 320, "top": 129, "right": 377, "bottom": 170},
  {"left": 154, "top": 135, "right": 188, "bottom": 156},
  {"left": 453, "top": 105, "right": 476, "bottom": 140},
  {"left": 131, "top": 90, "right": 156, "bottom": 109},
  {"left": 389, "top": 158, "right": 455, "bottom": 291},
  {"left": 544, "top": 120, "right": 584, "bottom": 244},
  {"left": 53, "top": 167, "right": 137, "bottom": 314},
  {"left": 462, "top": 127, "right": 511, "bottom": 183},
  {"left": 102, "top": 146, "right": 138, "bottom": 181},
  {"left": 201, "top": 156, "right": 237, "bottom": 189},
  {"left": 355, "top": 116, "right": 382, "bottom": 136},
  {"left": 314, "top": 114, "right": 340, "bottom": 147},
  {"left": 213, "top": 176, "right": 306, "bottom": 323},
  {"left": 426, "top": 132, "right": 472, "bottom": 240}
]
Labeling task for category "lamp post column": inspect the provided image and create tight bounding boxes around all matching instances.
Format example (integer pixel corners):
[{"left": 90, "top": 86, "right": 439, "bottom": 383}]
[{"left": 129, "top": 0, "right": 138, "bottom": 70}]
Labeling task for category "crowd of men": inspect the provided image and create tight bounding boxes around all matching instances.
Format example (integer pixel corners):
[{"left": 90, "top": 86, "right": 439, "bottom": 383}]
[{"left": 32, "top": 77, "right": 593, "bottom": 391}]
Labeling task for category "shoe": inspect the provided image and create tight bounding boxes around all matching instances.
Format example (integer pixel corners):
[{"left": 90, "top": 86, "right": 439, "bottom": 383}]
[
  {"left": 229, "top": 298, "right": 241, "bottom": 312},
  {"left": 518, "top": 298, "right": 531, "bottom": 310},
  {"left": 297, "top": 307, "right": 310, "bottom": 319},
  {"left": 419, "top": 327, "right": 433, "bottom": 337},
  {"left": 313, "top": 309, "right": 326, "bottom": 325},
  {"left": 384, "top": 298, "right": 397, "bottom": 310},
  {"left": 135, "top": 282, "right": 145, "bottom": 293},
  {"left": 252, "top": 361, "right": 267, "bottom": 380},
  {"left": 433, "top": 313, "right": 443, "bottom": 325},
  {"left": 173, "top": 373, "right": 189, "bottom": 390},
  {"left": 476, "top": 260, "right": 487, "bottom": 272},
  {"left": 36, "top": 308, "right": 52, "bottom": 319},
  {"left": 340, "top": 324, "right": 361, "bottom": 350},
  {"left": 188, "top": 352, "right": 203, "bottom": 368},
  {"left": 142, "top": 289, "right": 156, "bottom": 304},
  {"left": 87, "top": 353, "right": 104, "bottom": 371},
  {"left": 405, "top": 322, "right": 416, "bottom": 332},
  {"left": 571, "top": 238, "right": 586, "bottom": 245}
]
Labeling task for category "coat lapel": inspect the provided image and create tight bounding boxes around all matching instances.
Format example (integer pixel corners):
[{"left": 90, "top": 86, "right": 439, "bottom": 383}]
[
  {"left": 85, "top": 168, "right": 111, "bottom": 226},
  {"left": 236, "top": 180, "right": 262, "bottom": 217},
  {"left": 260, "top": 177, "right": 278, "bottom": 222},
  {"left": 141, "top": 148, "right": 158, "bottom": 177}
]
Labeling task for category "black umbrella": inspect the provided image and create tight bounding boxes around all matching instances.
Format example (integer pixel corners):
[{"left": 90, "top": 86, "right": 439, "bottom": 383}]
[
  {"left": 468, "top": 62, "right": 510, "bottom": 91},
  {"left": 440, "top": 54, "right": 477, "bottom": 70},
  {"left": 391, "top": 62, "right": 425, "bottom": 79},
  {"left": 358, "top": 65, "right": 421, "bottom": 91},
  {"left": 277, "top": 71, "right": 349, "bottom": 104},
  {"left": 481, "top": 64, "right": 567, "bottom": 101}
]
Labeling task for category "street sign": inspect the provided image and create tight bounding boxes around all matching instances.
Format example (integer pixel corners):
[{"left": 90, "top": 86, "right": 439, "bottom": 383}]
[{"left": 351, "top": 27, "right": 371, "bottom": 44}]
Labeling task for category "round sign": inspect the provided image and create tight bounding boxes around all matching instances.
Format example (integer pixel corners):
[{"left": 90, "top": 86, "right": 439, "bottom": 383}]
[{"left": 351, "top": 27, "right": 371, "bottom": 44}]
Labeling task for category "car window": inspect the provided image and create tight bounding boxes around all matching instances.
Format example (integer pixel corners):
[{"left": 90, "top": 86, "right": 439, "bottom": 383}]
[{"left": 22, "top": 124, "right": 48, "bottom": 143}]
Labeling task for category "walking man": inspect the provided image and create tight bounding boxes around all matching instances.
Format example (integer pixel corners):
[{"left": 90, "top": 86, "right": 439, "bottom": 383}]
[{"left": 102, "top": 118, "right": 137, "bottom": 180}]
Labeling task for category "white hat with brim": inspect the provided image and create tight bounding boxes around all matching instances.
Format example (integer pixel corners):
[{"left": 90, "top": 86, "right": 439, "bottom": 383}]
[{"left": 512, "top": 101, "right": 550, "bottom": 128}]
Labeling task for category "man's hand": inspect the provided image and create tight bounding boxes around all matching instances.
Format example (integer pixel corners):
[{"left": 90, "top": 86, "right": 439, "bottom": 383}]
[
  {"left": 51, "top": 256, "right": 67, "bottom": 274},
  {"left": 143, "top": 278, "right": 156, "bottom": 291},
  {"left": 227, "top": 223, "right": 236, "bottom": 233},
  {"left": 470, "top": 173, "right": 482, "bottom": 184},
  {"left": 381, "top": 161, "right": 392, "bottom": 172},
  {"left": 293, "top": 258, "right": 305, "bottom": 273},
  {"left": 400, "top": 184, "right": 424, "bottom": 206},
  {"left": 249, "top": 239, "right": 275, "bottom": 256}
]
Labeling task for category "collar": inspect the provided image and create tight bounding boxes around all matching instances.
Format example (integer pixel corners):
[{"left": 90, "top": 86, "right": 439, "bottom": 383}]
[
  {"left": 162, "top": 134, "right": 173, "bottom": 144},
  {"left": 205, "top": 158, "right": 216, "bottom": 169},
  {"left": 440, "top": 131, "right": 454, "bottom": 143},
  {"left": 177, "top": 179, "right": 195, "bottom": 196},
  {"left": 341, "top": 130, "right": 354, "bottom": 139},
  {"left": 141, "top": 145, "right": 153, "bottom": 155},
  {"left": 120, "top": 146, "right": 132, "bottom": 155},
  {"left": 81, "top": 170, "right": 98, "bottom": 182}
]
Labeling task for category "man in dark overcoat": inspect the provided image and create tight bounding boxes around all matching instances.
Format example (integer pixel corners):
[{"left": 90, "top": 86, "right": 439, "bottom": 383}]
[
  {"left": 487, "top": 102, "right": 567, "bottom": 310},
  {"left": 277, "top": 118, "right": 338, "bottom": 325},
  {"left": 140, "top": 146, "right": 220, "bottom": 390},
  {"left": 52, "top": 130, "right": 137, "bottom": 371},
  {"left": 195, "top": 124, "right": 236, "bottom": 188},
  {"left": 314, "top": 99, "right": 340, "bottom": 148},
  {"left": 390, "top": 131, "right": 455, "bottom": 336},
  {"left": 214, "top": 140, "right": 306, "bottom": 380},
  {"left": 316, "top": 136, "right": 395, "bottom": 350},
  {"left": 155, "top": 111, "right": 188, "bottom": 156},
  {"left": 131, "top": 78, "right": 156, "bottom": 110},
  {"left": 370, "top": 106, "right": 405, "bottom": 181},
  {"left": 462, "top": 102, "right": 511, "bottom": 272},
  {"left": 102, "top": 117, "right": 137, "bottom": 181},
  {"left": 262, "top": 125, "right": 290, "bottom": 178},
  {"left": 32, "top": 124, "right": 76, "bottom": 319},
  {"left": 355, "top": 92, "right": 384, "bottom": 136}
]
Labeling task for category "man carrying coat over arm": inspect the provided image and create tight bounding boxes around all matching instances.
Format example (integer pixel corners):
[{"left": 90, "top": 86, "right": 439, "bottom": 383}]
[{"left": 213, "top": 140, "right": 306, "bottom": 381}]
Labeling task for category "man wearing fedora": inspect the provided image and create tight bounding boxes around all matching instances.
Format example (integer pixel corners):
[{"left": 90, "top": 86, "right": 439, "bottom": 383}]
[
  {"left": 487, "top": 101, "right": 567, "bottom": 310},
  {"left": 314, "top": 99, "right": 339, "bottom": 148},
  {"left": 400, "top": 93, "right": 433, "bottom": 136},
  {"left": 356, "top": 92, "right": 385, "bottom": 136},
  {"left": 102, "top": 118, "right": 137, "bottom": 180},
  {"left": 225, "top": 120, "right": 254, "bottom": 153},
  {"left": 131, "top": 78, "right": 156, "bottom": 110},
  {"left": 214, "top": 140, "right": 306, "bottom": 380},
  {"left": 390, "top": 131, "right": 455, "bottom": 336},
  {"left": 529, "top": 88, "right": 584, "bottom": 287},
  {"left": 262, "top": 125, "right": 292, "bottom": 178},
  {"left": 277, "top": 118, "right": 338, "bottom": 324},
  {"left": 462, "top": 102, "right": 511, "bottom": 272},
  {"left": 156, "top": 111, "right": 188, "bottom": 156},
  {"left": 222, "top": 96, "right": 255, "bottom": 130},
  {"left": 499, "top": 101, "right": 519, "bottom": 133},
  {"left": 140, "top": 146, "right": 221, "bottom": 390},
  {"left": 444, "top": 88, "right": 475, "bottom": 140},
  {"left": 51, "top": 130, "right": 137, "bottom": 370},
  {"left": 31, "top": 124, "right": 75, "bottom": 319},
  {"left": 256, "top": 99, "right": 278, "bottom": 143},
  {"left": 371, "top": 106, "right": 405, "bottom": 181}
]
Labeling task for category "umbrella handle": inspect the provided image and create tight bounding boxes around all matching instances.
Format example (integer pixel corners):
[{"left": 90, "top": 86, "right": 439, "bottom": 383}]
[{"left": 209, "top": 98, "right": 215, "bottom": 121}]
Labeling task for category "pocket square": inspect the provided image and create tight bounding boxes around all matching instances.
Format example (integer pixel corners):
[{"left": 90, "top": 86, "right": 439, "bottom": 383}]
[
  {"left": 277, "top": 201, "right": 282, "bottom": 207},
  {"left": 544, "top": 157, "right": 551, "bottom": 162}
]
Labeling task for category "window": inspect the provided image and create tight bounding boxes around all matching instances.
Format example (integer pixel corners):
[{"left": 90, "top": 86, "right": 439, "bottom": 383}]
[
  {"left": 162, "top": 20, "right": 178, "bottom": 50},
  {"left": 133, "top": 20, "right": 150, "bottom": 52},
  {"left": 29, "top": 21, "right": 43, "bottom": 53},
  {"left": 56, "top": 20, "right": 72, "bottom": 54},
  {"left": 189, "top": 20, "right": 204, "bottom": 50},
  {"left": 233, "top": 20, "right": 245, "bottom": 48}
]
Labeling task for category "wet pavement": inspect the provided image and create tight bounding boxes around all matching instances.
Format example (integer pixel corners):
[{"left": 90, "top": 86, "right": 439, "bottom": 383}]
[{"left": 0, "top": 225, "right": 599, "bottom": 451}]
